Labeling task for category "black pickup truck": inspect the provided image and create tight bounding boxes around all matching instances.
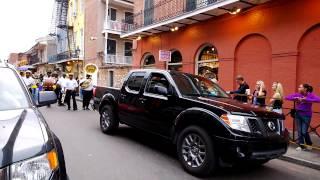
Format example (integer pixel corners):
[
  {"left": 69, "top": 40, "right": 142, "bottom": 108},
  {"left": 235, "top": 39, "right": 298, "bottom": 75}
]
[{"left": 93, "top": 69, "right": 289, "bottom": 176}]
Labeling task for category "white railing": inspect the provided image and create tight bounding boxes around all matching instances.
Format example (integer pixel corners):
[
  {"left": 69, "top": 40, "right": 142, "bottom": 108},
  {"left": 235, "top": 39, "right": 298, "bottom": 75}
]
[
  {"left": 105, "top": 54, "right": 132, "bottom": 65},
  {"left": 104, "top": 20, "right": 134, "bottom": 33}
]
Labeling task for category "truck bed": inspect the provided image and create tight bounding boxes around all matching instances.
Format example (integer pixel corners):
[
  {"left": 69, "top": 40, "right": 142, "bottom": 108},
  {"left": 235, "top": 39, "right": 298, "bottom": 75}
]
[{"left": 93, "top": 86, "right": 121, "bottom": 111}]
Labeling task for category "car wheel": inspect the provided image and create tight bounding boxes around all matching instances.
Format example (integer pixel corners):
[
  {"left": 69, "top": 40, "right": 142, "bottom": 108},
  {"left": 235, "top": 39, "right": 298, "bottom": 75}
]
[
  {"left": 100, "top": 105, "right": 119, "bottom": 134},
  {"left": 177, "top": 126, "right": 217, "bottom": 177}
]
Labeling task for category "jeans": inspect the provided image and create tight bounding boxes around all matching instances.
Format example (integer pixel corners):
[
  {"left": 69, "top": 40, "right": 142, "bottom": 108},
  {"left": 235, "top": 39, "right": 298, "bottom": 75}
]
[{"left": 295, "top": 113, "right": 312, "bottom": 146}]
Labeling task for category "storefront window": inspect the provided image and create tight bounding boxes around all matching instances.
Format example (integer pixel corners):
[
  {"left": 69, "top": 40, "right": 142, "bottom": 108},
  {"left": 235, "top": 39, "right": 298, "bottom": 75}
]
[
  {"left": 196, "top": 45, "right": 219, "bottom": 82},
  {"left": 142, "top": 54, "right": 155, "bottom": 68},
  {"left": 167, "top": 51, "right": 182, "bottom": 71}
]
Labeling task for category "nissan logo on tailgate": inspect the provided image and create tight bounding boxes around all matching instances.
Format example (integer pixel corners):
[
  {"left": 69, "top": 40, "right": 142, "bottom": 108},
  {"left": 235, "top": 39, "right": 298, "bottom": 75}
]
[{"left": 268, "top": 121, "right": 276, "bottom": 131}]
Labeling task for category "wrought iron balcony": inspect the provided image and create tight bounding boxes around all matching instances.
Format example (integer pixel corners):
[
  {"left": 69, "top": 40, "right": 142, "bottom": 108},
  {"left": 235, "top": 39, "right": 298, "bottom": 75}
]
[
  {"left": 29, "top": 55, "right": 40, "bottom": 65},
  {"left": 105, "top": 54, "right": 132, "bottom": 65},
  {"left": 121, "top": 0, "right": 270, "bottom": 38},
  {"left": 104, "top": 19, "right": 134, "bottom": 34},
  {"left": 48, "top": 51, "right": 79, "bottom": 64}
]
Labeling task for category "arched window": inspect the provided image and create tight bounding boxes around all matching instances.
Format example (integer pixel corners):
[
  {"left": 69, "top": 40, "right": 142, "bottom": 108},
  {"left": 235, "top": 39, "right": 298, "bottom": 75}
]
[
  {"left": 167, "top": 50, "right": 182, "bottom": 71},
  {"left": 196, "top": 44, "right": 219, "bottom": 82},
  {"left": 142, "top": 53, "right": 155, "bottom": 68}
]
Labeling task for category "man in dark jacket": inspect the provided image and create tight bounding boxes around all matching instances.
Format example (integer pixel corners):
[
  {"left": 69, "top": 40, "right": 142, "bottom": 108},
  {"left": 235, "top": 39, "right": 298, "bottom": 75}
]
[{"left": 230, "top": 75, "right": 250, "bottom": 103}]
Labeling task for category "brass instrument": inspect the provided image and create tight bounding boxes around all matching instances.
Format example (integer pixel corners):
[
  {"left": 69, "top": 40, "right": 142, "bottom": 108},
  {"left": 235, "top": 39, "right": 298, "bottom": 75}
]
[{"left": 84, "top": 63, "right": 98, "bottom": 75}]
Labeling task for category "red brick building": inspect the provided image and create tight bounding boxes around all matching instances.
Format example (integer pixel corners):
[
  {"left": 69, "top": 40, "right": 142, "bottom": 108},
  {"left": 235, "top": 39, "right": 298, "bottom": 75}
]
[{"left": 121, "top": 0, "right": 320, "bottom": 130}]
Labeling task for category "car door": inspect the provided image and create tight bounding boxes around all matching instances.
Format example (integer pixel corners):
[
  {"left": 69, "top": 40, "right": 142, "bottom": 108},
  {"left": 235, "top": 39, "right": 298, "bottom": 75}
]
[
  {"left": 139, "top": 72, "right": 180, "bottom": 137},
  {"left": 118, "top": 71, "right": 147, "bottom": 127}
]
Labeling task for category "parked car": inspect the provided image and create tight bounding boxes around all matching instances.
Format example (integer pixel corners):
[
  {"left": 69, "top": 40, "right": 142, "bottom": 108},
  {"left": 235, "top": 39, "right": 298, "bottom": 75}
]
[
  {"left": 0, "top": 62, "right": 67, "bottom": 180},
  {"left": 93, "top": 69, "right": 289, "bottom": 176}
]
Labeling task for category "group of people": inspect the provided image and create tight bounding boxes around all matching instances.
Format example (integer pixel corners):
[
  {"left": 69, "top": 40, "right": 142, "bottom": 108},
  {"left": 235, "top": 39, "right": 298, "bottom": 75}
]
[
  {"left": 20, "top": 71, "right": 94, "bottom": 111},
  {"left": 229, "top": 75, "right": 320, "bottom": 151}
]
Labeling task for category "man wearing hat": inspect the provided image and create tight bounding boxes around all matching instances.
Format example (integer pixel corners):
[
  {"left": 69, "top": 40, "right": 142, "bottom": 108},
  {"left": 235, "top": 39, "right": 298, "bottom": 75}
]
[
  {"left": 64, "top": 73, "right": 78, "bottom": 111},
  {"left": 23, "top": 70, "right": 35, "bottom": 94}
]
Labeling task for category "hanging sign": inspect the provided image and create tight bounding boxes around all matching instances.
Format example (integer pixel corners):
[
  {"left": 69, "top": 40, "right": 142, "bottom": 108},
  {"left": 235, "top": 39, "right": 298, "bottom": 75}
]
[{"left": 159, "top": 50, "right": 171, "bottom": 62}]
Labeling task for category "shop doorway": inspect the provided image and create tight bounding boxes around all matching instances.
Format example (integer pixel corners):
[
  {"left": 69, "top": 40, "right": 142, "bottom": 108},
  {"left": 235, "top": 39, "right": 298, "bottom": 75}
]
[
  {"left": 167, "top": 50, "right": 182, "bottom": 71},
  {"left": 195, "top": 44, "right": 219, "bottom": 83},
  {"left": 141, "top": 53, "right": 156, "bottom": 69}
]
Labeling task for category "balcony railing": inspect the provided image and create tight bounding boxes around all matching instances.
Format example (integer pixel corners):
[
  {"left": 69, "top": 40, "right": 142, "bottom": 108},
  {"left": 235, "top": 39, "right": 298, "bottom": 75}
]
[
  {"left": 104, "top": 20, "right": 134, "bottom": 34},
  {"left": 122, "top": 0, "right": 228, "bottom": 33},
  {"left": 105, "top": 54, "right": 132, "bottom": 65},
  {"left": 48, "top": 51, "right": 78, "bottom": 63},
  {"left": 29, "top": 56, "right": 40, "bottom": 65}
]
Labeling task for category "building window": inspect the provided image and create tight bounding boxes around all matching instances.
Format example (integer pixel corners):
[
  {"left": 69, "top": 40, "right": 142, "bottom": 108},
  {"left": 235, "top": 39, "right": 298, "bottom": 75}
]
[
  {"left": 108, "top": 70, "right": 114, "bottom": 87},
  {"left": 167, "top": 51, "right": 182, "bottom": 71},
  {"left": 108, "top": 8, "right": 117, "bottom": 21},
  {"left": 144, "top": 0, "right": 154, "bottom": 25},
  {"left": 142, "top": 54, "right": 155, "bottom": 68},
  {"left": 107, "top": 39, "right": 116, "bottom": 55},
  {"left": 186, "top": 0, "right": 196, "bottom": 12},
  {"left": 125, "top": 12, "right": 134, "bottom": 24},
  {"left": 196, "top": 45, "right": 219, "bottom": 82},
  {"left": 124, "top": 42, "right": 132, "bottom": 56}
]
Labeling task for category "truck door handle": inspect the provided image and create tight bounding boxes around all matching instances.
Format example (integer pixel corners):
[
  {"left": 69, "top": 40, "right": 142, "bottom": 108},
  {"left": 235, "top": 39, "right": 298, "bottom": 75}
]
[{"left": 139, "top": 97, "right": 147, "bottom": 103}]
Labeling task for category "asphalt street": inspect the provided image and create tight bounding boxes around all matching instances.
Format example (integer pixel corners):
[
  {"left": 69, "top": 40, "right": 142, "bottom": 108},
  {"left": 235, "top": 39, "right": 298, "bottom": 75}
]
[{"left": 40, "top": 103, "right": 320, "bottom": 180}]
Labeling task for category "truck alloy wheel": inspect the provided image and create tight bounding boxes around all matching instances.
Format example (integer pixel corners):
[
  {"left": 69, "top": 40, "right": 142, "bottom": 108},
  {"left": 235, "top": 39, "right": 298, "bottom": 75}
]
[
  {"left": 177, "top": 126, "right": 216, "bottom": 176},
  {"left": 182, "top": 133, "right": 207, "bottom": 168},
  {"left": 100, "top": 105, "right": 119, "bottom": 134}
]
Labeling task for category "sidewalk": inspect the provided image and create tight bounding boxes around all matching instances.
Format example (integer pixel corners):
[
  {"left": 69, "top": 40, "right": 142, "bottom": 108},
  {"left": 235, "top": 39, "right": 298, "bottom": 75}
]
[{"left": 280, "top": 144, "right": 320, "bottom": 170}]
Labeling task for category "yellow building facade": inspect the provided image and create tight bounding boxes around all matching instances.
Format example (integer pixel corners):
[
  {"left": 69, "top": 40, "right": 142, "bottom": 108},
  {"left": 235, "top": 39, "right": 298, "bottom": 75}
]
[{"left": 68, "top": 0, "right": 85, "bottom": 58}]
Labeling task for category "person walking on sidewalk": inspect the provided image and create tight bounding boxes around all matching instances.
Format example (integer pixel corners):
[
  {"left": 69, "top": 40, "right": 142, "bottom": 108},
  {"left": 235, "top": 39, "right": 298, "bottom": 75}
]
[
  {"left": 80, "top": 74, "right": 94, "bottom": 110},
  {"left": 286, "top": 84, "right": 320, "bottom": 151},
  {"left": 269, "top": 82, "right": 284, "bottom": 114},
  {"left": 229, "top": 75, "right": 250, "bottom": 103},
  {"left": 65, "top": 73, "right": 78, "bottom": 111}
]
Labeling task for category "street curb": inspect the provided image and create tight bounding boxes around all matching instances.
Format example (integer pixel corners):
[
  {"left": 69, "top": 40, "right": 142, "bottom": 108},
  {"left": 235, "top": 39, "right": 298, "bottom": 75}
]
[{"left": 279, "top": 155, "right": 320, "bottom": 170}]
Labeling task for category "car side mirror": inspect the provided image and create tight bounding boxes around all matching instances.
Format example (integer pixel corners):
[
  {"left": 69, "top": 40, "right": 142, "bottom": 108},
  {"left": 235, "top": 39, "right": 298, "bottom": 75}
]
[
  {"left": 154, "top": 85, "right": 168, "bottom": 96},
  {"left": 37, "top": 91, "right": 57, "bottom": 107}
]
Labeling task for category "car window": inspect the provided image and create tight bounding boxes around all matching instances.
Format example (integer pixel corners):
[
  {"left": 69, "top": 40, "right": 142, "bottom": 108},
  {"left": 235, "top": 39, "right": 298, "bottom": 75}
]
[
  {"left": 126, "top": 72, "right": 145, "bottom": 92},
  {"left": 0, "top": 68, "right": 30, "bottom": 111},
  {"left": 145, "top": 73, "right": 169, "bottom": 95}
]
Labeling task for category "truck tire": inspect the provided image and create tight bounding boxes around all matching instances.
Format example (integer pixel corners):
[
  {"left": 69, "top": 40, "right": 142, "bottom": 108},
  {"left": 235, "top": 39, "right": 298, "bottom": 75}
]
[
  {"left": 177, "top": 126, "right": 217, "bottom": 177},
  {"left": 100, "top": 105, "right": 119, "bottom": 134}
]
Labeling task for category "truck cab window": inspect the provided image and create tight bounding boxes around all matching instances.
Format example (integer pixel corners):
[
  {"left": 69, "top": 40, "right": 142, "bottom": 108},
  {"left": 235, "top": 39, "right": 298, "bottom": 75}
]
[
  {"left": 145, "top": 73, "right": 169, "bottom": 95},
  {"left": 127, "top": 72, "right": 145, "bottom": 92}
]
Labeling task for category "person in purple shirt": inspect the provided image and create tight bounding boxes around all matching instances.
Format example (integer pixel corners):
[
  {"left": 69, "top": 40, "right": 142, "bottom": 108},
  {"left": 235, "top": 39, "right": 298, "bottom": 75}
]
[{"left": 286, "top": 84, "right": 320, "bottom": 151}]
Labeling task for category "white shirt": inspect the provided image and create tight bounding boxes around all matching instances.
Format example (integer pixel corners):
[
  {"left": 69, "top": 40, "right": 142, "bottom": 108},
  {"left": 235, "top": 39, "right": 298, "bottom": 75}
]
[
  {"left": 23, "top": 77, "right": 35, "bottom": 87},
  {"left": 65, "top": 79, "right": 78, "bottom": 91},
  {"left": 80, "top": 78, "right": 94, "bottom": 91},
  {"left": 57, "top": 77, "right": 67, "bottom": 89}
]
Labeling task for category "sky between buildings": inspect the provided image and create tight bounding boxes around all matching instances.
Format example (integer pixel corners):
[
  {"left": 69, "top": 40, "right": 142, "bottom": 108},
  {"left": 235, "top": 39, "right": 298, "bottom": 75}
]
[{"left": 0, "top": 0, "right": 53, "bottom": 59}]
